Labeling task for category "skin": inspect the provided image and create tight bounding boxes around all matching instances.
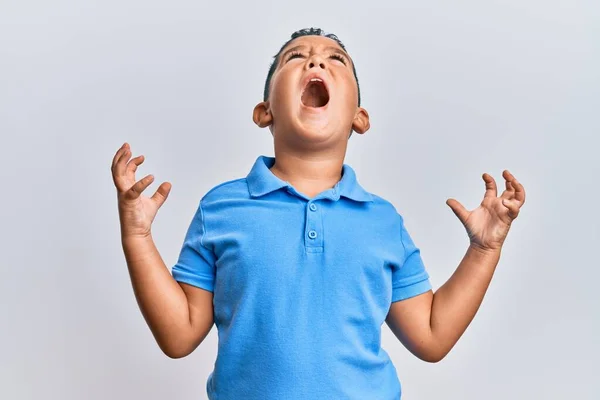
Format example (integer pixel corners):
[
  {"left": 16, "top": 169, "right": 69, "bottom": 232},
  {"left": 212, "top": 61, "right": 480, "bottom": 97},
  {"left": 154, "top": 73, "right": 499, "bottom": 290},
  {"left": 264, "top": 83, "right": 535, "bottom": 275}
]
[
  {"left": 110, "top": 34, "right": 527, "bottom": 362},
  {"left": 111, "top": 143, "right": 213, "bottom": 358},
  {"left": 253, "top": 35, "right": 369, "bottom": 197},
  {"left": 387, "top": 172, "right": 526, "bottom": 362}
]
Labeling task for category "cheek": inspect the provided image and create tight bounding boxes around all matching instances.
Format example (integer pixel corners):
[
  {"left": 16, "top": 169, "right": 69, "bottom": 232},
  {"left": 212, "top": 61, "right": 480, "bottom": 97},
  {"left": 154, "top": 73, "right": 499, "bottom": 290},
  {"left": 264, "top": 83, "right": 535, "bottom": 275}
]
[
  {"left": 338, "top": 77, "right": 358, "bottom": 109},
  {"left": 269, "top": 79, "right": 296, "bottom": 124},
  {"left": 271, "top": 73, "right": 296, "bottom": 103}
]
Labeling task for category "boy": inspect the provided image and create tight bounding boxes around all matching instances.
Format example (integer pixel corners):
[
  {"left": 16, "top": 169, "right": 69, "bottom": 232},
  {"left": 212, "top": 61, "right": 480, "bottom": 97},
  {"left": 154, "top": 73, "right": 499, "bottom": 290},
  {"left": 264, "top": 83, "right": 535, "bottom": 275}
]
[{"left": 111, "top": 28, "right": 526, "bottom": 399}]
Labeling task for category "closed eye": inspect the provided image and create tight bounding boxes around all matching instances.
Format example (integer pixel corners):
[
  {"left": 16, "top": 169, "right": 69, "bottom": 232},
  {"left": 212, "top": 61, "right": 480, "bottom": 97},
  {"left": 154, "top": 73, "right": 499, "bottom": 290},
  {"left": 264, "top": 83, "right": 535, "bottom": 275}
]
[
  {"left": 329, "top": 53, "right": 347, "bottom": 65},
  {"left": 284, "top": 51, "right": 348, "bottom": 66},
  {"left": 285, "top": 51, "right": 304, "bottom": 62}
]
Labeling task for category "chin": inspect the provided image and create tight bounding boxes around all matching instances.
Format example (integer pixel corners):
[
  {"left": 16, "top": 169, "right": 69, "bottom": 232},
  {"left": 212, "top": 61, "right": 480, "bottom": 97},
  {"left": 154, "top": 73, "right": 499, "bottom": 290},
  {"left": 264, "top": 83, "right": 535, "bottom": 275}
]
[
  {"left": 293, "top": 108, "right": 333, "bottom": 137},
  {"left": 293, "top": 120, "right": 350, "bottom": 144},
  {"left": 274, "top": 99, "right": 349, "bottom": 142}
]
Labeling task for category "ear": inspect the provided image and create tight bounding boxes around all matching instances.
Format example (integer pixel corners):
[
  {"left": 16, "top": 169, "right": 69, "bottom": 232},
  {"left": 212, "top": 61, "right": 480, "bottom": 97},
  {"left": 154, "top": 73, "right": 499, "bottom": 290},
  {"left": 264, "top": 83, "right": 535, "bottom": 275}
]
[
  {"left": 351, "top": 107, "right": 370, "bottom": 134},
  {"left": 253, "top": 101, "right": 273, "bottom": 128}
]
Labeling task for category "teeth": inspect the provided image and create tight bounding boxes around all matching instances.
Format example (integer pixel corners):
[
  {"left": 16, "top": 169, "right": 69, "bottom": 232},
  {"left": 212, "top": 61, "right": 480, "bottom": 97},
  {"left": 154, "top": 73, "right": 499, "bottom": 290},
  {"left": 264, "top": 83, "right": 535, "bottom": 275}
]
[{"left": 301, "top": 77, "right": 326, "bottom": 98}]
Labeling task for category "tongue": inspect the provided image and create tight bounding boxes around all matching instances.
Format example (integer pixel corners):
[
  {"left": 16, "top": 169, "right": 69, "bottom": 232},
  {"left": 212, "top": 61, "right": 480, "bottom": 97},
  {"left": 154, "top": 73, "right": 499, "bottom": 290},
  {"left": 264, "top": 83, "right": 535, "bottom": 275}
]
[{"left": 301, "top": 82, "right": 329, "bottom": 107}]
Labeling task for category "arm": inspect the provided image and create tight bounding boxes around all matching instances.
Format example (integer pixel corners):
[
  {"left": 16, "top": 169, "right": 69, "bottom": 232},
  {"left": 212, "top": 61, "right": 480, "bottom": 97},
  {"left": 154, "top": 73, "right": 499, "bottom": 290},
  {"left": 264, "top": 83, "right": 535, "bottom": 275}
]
[
  {"left": 122, "top": 235, "right": 214, "bottom": 359},
  {"left": 386, "top": 245, "right": 500, "bottom": 362},
  {"left": 386, "top": 170, "right": 526, "bottom": 362},
  {"left": 111, "top": 142, "right": 214, "bottom": 359}
]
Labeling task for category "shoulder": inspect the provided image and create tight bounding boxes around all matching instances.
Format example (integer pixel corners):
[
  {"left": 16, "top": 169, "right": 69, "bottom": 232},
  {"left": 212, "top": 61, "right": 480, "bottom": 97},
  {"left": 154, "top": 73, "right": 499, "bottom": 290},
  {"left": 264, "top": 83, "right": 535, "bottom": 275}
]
[
  {"left": 190, "top": 177, "right": 251, "bottom": 231},
  {"left": 199, "top": 177, "right": 249, "bottom": 206},
  {"left": 366, "top": 192, "right": 405, "bottom": 222}
]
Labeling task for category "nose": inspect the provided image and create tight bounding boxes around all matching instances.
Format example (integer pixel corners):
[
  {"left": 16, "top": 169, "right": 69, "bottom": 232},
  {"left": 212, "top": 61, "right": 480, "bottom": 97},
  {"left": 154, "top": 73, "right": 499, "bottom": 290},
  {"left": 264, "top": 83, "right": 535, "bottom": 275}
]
[{"left": 305, "top": 54, "right": 326, "bottom": 70}]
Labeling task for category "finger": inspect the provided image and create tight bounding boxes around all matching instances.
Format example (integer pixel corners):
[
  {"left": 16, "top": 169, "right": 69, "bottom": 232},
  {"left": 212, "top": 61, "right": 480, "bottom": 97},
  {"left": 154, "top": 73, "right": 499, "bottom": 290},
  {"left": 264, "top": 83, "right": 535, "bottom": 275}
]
[
  {"left": 502, "top": 198, "right": 521, "bottom": 219},
  {"left": 126, "top": 154, "right": 145, "bottom": 176},
  {"left": 500, "top": 181, "right": 515, "bottom": 200},
  {"left": 114, "top": 147, "right": 132, "bottom": 178},
  {"left": 483, "top": 173, "right": 497, "bottom": 198},
  {"left": 512, "top": 177, "right": 526, "bottom": 205},
  {"left": 111, "top": 142, "right": 129, "bottom": 169},
  {"left": 151, "top": 182, "right": 172, "bottom": 209},
  {"left": 112, "top": 145, "right": 132, "bottom": 192},
  {"left": 446, "top": 198, "right": 470, "bottom": 224},
  {"left": 124, "top": 174, "right": 154, "bottom": 200},
  {"left": 503, "top": 170, "right": 526, "bottom": 205}
]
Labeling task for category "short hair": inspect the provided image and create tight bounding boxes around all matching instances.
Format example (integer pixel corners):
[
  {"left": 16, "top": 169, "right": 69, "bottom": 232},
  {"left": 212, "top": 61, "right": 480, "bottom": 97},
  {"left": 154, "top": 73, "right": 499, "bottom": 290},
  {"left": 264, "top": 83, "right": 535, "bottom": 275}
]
[{"left": 263, "top": 28, "right": 361, "bottom": 107}]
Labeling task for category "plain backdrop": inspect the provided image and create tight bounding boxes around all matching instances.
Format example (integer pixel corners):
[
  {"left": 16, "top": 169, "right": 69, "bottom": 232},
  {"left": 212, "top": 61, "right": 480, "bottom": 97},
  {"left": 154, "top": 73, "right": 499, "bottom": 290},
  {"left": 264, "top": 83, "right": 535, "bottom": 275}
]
[{"left": 1, "top": 1, "right": 598, "bottom": 399}]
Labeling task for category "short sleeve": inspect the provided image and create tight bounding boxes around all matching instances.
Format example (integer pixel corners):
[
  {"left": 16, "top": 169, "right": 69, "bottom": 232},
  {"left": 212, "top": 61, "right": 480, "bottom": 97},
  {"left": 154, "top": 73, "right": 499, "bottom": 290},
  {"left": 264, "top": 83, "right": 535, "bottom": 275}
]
[
  {"left": 391, "top": 215, "right": 432, "bottom": 302},
  {"left": 171, "top": 200, "right": 216, "bottom": 292}
]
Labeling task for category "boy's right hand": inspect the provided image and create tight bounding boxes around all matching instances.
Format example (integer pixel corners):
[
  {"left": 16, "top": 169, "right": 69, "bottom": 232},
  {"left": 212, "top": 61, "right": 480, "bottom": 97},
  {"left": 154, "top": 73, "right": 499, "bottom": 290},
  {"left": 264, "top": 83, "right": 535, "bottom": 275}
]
[{"left": 111, "top": 142, "right": 172, "bottom": 239}]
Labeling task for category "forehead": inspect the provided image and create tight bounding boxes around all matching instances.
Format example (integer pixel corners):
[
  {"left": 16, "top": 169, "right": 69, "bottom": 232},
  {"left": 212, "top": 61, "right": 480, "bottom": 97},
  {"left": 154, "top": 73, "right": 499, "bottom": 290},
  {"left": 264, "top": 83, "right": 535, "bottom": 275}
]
[{"left": 279, "top": 35, "right": 349, "bottom": 57}]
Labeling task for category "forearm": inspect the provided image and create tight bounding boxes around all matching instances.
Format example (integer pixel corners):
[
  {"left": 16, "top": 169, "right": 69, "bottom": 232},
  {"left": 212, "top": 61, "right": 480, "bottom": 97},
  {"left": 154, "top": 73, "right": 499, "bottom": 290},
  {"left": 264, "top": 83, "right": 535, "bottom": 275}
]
[
  {"left": 430, "top": 244, "right": 501, "bottom": 356},
  {"left": 121, "top": 235, "right": 194, "bottom": 356}
]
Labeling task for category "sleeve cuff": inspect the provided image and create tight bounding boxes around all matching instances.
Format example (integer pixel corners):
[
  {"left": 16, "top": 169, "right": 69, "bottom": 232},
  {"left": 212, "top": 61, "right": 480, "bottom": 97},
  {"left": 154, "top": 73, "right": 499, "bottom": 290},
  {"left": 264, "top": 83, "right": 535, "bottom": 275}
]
[
  {"left": 172, "top": 267, "right": 215, "bottom": 293},
  {"left": 391, "top": 278, "right": 432, "bottom": 302}
]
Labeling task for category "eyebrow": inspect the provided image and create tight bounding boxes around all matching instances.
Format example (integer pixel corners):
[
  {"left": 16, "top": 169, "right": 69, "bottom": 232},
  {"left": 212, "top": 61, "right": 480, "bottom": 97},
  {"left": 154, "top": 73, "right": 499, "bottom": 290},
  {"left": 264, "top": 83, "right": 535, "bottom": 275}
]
[{"left": 279, "top": 45, "right": 351, "bottom": 64}]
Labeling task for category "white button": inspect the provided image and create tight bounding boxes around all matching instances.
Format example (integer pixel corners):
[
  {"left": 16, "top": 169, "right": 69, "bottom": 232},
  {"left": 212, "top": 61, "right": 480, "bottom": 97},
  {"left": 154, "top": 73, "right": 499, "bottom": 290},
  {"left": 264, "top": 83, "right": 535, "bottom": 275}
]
[
  {"left": 308, "top": 230, "right": 317, "bottom": 239},
  {"left": 309, "top": 203, "right": 317, "bottom": 211}
]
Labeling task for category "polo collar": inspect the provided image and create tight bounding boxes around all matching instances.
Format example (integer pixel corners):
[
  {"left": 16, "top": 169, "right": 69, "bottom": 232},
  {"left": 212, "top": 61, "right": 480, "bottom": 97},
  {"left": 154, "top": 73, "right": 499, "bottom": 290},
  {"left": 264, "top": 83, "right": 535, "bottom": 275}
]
[{"left": 246, "top": 155, "right": 373, "bottom": 202}]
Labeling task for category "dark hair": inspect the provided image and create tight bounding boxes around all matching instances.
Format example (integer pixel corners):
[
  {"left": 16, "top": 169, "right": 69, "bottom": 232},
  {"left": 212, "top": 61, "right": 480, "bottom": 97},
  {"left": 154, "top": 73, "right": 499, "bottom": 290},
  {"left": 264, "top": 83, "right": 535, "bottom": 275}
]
[{"left": 263, "top": 28, "right": 361, "bottom": 107}]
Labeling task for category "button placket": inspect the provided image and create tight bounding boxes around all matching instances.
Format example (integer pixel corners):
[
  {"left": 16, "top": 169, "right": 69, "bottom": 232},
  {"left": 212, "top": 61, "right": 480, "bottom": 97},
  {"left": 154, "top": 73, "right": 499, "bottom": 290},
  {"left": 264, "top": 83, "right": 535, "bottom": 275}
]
[{"left": 305, "top": 201, "right": 323, "bottom": 251}]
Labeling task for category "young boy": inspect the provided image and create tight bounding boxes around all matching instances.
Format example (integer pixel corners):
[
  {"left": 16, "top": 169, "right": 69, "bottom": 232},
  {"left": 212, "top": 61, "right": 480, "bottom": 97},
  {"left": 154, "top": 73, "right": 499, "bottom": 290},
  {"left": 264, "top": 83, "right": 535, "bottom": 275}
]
[{"left": 111, "top": 28, "right": 526, "bottom": 399}]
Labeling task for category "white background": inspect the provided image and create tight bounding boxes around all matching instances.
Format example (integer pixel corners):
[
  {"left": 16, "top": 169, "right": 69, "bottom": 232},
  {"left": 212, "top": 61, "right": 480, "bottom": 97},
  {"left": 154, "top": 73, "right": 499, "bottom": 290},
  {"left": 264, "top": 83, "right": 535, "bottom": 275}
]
[{"left": 1, "top": 0, "right": 598, "bottom": 399}]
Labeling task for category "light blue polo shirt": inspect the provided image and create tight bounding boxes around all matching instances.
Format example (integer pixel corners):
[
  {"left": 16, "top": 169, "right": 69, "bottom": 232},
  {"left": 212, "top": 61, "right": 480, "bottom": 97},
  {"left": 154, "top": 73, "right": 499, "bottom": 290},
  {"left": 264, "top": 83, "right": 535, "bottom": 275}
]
[{"left": 171, "top": 155, "right": 432, "bottom": 400}]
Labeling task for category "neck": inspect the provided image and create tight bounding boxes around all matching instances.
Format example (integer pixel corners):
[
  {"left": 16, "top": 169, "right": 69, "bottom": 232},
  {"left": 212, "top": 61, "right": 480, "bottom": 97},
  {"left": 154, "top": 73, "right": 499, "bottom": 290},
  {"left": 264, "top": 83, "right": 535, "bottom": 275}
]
[{"left": 269, "top": 147, "right": 346, "bottom": 199}]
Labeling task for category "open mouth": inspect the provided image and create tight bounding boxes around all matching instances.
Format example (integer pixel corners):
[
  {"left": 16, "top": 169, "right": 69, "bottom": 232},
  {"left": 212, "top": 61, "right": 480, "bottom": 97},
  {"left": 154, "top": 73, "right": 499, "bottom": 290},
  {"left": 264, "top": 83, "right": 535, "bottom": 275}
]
[{"left": 301, "top": 78, "right": 330, "bottom": 108}]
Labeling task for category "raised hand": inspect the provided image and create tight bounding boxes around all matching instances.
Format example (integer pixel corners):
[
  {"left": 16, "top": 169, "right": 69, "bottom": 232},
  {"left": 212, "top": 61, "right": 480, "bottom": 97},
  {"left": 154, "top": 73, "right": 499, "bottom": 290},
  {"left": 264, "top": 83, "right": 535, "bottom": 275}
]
[
  {"left": 111, "top": 142, "right": 172, "bottom": 239},
  {"left": 446, "top": 170, "right": 526, "bottom": 252}
]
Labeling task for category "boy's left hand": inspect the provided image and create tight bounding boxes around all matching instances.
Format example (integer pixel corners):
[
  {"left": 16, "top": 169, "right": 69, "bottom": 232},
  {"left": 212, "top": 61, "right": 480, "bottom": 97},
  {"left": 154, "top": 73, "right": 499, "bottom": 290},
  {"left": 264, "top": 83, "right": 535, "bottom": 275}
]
[{"left": 446, "top": 170, "right": 526, "bottom": 252}]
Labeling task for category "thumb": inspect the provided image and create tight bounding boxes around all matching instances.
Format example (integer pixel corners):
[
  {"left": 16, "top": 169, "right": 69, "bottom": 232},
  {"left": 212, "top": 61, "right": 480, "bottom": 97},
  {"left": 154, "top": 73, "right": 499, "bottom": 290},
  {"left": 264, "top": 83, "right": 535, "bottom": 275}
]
[
  {"left": 446, "top": 198, "right": 469, "bottom": 224},
  {"left": 151, "top": 182, "right": 172, "bottom": 209}
]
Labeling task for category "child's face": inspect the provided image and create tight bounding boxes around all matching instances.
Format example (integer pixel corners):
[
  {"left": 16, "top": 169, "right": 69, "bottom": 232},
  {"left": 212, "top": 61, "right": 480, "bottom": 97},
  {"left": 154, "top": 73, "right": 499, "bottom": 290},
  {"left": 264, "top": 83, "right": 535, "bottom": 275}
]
[{"left": 253, "top": 35, "right": 370, "bottom": 142}]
